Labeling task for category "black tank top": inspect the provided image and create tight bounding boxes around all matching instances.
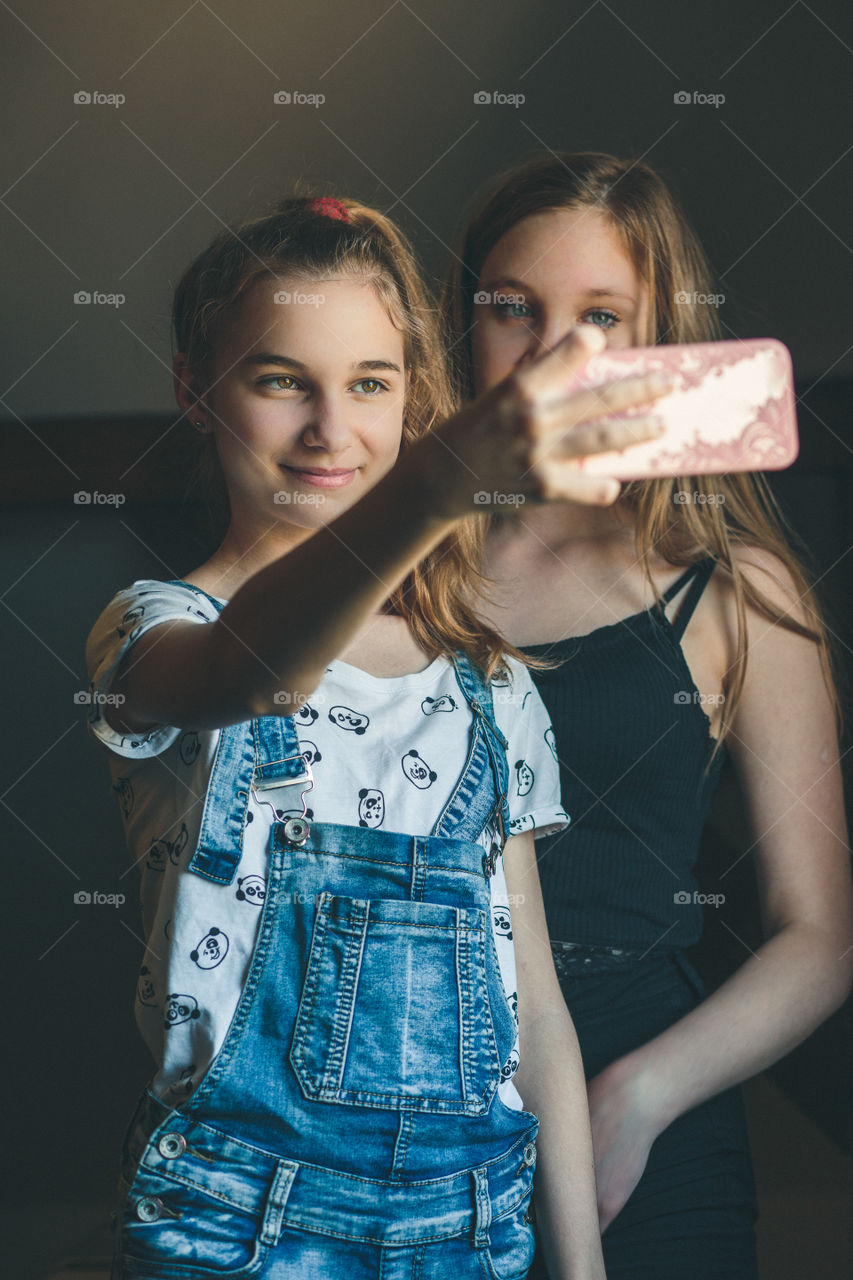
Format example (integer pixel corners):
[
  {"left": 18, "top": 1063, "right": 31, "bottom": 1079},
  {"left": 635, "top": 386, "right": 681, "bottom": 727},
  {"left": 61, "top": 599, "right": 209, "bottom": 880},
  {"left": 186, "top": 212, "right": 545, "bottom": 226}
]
[{"left": 519, "top": 557, "right": 724, "bottom": 951}]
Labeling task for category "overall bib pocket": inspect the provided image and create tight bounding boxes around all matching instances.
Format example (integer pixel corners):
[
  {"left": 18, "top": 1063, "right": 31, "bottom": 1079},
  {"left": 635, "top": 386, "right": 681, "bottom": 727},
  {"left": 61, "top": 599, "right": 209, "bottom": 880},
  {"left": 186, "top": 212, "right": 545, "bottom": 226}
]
[{"left": 290, "top": 892, "right": 507, "bottom": 1114}]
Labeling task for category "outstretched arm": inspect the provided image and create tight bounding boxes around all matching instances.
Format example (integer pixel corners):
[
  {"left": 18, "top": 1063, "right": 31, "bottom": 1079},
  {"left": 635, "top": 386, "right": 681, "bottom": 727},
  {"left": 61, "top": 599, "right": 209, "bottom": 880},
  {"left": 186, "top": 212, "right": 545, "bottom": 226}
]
[{"left": 111, "top": 326, "right": 669, "bottom": 735}]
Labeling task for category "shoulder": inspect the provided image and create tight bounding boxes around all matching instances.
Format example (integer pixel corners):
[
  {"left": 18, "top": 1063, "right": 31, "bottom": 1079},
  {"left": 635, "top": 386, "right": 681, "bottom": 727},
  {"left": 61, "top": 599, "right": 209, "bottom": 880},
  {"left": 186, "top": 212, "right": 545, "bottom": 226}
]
[{"left": 709, "top": 545, "right": 814, "bottom": 633}]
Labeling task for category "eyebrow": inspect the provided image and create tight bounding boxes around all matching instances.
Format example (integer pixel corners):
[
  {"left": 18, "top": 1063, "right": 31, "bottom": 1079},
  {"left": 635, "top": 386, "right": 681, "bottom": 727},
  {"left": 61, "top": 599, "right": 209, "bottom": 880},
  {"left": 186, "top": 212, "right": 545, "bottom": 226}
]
[
  {"left": 241, "top": 353, "right": 403, "bottom": 373},
  {"left": 482, "top": 276, "right": 637, "bottom": 304}
]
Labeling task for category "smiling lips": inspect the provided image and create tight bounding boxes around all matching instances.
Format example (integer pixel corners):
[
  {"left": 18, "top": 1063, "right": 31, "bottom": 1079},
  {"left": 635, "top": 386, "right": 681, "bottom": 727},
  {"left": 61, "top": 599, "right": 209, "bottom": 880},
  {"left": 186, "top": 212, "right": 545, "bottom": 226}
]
[{"left": 282, "top": 465, "right": 357, "bottom": 489}]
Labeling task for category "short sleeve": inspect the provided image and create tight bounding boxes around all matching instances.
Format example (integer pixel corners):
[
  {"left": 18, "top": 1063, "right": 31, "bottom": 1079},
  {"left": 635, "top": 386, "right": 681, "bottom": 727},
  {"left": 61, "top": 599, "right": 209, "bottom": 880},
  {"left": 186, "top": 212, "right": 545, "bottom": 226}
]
[
  {"left": 491, "top": 658, "right": 570, "bottom": 840},
  {"left": 83, "top": 579, "right": 219, "bottom": 759}
]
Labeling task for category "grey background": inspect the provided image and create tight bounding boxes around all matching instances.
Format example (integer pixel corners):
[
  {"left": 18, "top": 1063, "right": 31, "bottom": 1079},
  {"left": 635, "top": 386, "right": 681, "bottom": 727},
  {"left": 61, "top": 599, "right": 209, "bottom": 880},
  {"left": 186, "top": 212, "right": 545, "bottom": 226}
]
[{"left": 2, "top": 1, "right": 851, "bottom": 1276}]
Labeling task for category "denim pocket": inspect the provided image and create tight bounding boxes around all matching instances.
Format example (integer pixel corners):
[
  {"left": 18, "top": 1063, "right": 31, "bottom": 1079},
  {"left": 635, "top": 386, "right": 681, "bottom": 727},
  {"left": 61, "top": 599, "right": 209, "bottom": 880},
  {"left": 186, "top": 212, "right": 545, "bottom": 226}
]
[
  {"left": 290, "top": 892, "right": 506, "bottom": 1114},
  {"left": 116, "top": 1166, "right": 269, "bottom": 1279},
  {"left": 480, "top": 1198, "right": 536, "bottom": 1280}
]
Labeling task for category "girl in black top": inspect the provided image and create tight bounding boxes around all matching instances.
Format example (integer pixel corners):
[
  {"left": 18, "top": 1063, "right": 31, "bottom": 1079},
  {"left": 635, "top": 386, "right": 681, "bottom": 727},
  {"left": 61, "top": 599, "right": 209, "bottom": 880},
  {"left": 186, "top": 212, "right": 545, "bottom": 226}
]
[{"left": 443, "top": 152, "right": 853, "bottom": 1278}]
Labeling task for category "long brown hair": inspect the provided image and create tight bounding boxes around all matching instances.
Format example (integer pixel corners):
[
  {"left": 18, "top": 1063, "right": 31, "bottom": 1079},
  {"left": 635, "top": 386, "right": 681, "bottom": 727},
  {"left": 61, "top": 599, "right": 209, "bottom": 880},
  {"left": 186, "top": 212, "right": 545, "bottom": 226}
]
[
  {"left": 173, "top": 193, "right": 545, "bottom": 683},
  {"left": 441, "top": 150, "right": 843, "bottom": 753}
]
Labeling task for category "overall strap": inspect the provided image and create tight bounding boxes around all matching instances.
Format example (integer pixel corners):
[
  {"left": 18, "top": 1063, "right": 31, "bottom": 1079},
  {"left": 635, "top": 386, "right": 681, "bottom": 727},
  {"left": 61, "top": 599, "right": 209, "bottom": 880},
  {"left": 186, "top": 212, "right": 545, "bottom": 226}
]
[
  {"left": 430, "top": 651, "right": 511, "bottom": 849},
  {"left": 165, "top": 582, "right": 311, "bottom": 885},
  {"left": 663, "top": 558, "right": 717, "bottom": 642}
]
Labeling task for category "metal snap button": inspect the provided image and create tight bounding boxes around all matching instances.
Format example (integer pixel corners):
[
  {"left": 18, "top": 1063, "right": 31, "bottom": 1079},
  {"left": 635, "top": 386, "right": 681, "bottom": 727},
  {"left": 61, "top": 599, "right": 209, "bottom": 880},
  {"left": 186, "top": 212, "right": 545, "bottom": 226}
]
[
  {"left": 522, "top": 1141, "right": 536, "bottom": 1166},
  {"left": 283, "top": 817, "right": 309, "bottom": 845},
  {"left": 157, "top": 1131, "right": 187, "bottom": 1159},
  {"left": 136, "top": 1196, "right": 164, "bottom": 1222}
]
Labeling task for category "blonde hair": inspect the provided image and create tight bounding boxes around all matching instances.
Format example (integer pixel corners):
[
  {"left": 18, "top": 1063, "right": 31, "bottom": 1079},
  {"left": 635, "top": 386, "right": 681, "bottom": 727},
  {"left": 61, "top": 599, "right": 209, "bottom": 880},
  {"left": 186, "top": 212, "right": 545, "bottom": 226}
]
[
  {"left": 173, "top": 193, "right": 547, "bottom": 683},
  {"left": 441, "top": 150, "right": 843, "bottom": 753}
]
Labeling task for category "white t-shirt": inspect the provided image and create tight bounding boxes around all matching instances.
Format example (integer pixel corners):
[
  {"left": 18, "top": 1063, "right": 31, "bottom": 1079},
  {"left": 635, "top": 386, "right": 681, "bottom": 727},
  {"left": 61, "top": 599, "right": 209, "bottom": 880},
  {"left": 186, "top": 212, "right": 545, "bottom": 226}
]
[{"left": 84, "top": 580, "right": 570, "bottom": 1113}]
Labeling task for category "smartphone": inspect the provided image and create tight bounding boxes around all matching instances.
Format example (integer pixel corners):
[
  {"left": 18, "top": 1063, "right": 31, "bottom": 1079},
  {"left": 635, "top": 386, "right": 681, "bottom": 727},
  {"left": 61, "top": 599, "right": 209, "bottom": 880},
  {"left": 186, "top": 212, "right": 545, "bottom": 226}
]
[{"left": 565, "top": 337, "right": 799, "bottom": 479}]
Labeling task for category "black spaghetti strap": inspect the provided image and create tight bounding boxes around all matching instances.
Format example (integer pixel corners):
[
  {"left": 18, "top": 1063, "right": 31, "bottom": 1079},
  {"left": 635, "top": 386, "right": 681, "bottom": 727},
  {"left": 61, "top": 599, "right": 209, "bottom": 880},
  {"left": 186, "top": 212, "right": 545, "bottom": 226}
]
[
  {"left": 667, "top": 557, "right": 717, "bottom": 641},
  {"left": 660, "top": 563, "right": 700, "bottom": 604}
]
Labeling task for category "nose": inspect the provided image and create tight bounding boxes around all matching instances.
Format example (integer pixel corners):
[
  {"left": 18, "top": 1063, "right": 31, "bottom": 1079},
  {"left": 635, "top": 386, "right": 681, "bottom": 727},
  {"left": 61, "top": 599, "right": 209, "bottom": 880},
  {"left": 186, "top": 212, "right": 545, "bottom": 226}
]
[
  {"left": 516, "top": 315, "right": 576, "bottom": 366},
  {"left": 299, "top": 391, "right": 356, "bottom": 454}
]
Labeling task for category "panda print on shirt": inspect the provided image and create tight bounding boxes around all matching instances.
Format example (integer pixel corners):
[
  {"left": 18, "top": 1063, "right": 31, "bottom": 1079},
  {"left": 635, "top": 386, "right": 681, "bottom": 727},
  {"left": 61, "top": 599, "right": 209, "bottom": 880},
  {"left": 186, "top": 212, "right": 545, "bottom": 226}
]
[
  {"left": 179, "top": 732, "right": 201, "bottom": 767},
  {"left": 402, "top": 749, "right": 437, "bottom": 789},
  {"left": 421, "top": 694, "right": 456, "bottom": 715},
  {"left": 190, "top": 927, "right": 229, "bottom": 969},
  {"left": 164, "top": 994, "right": 202, "bottom": 1030},
  {"left": 113, "top": 776, "right": 134, "bottom": 819},
  {"left": 236, "top": 875, "right": 267, "bottom": 906},
  {"left": 493, "top": 904, "right": 513, "bottom": 942},
  {"left": 514, "top": 759, "right": 534, "bottom": 796},
  {"left": 294, "top": 703, "right": 319, "bottom": 728},
  {"left": 358, "top": 788, "right": 385, "bottom": 828},
  {"left": 136, "top": 965, "right": 157, "bottom": 1007},
  {"left": 144, "top": 823, "right": 189, "bottom": 873},
  {"left": 328, "top": 706, "right": 369, "bottom": 734}
]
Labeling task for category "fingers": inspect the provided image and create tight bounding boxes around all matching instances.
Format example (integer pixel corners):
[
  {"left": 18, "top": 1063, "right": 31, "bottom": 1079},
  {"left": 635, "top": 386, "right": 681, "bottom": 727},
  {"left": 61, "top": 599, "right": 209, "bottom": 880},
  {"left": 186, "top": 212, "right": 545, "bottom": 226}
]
[
  {"left": 534, "top": 468, "right": 623, "bottom": 506},
  {"left": 530, "top": 415, "right": 665, "bottom": 468},
  {"left": 547, "top": 370, "right": 675, "bottom": 429}
]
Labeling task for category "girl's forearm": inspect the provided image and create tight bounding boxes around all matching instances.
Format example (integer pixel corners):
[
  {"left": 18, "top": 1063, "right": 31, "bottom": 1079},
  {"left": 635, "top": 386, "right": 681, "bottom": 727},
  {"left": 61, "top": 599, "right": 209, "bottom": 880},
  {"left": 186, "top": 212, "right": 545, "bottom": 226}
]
[
  {"left": 514, "top": 1008, "right": 606, "bottom": 1280},
  {"left": 213, "top": 433, "right": 460, "bottom": 715},
  {"left": 617, "top": 922, "right": 853, "bottom": 1134}
]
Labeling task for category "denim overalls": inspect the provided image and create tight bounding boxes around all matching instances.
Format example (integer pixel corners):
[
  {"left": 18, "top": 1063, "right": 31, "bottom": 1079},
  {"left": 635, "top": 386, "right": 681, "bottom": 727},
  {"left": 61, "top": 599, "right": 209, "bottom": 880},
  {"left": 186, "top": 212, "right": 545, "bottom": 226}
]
[{"left": 110, "top": 583, "right": 540, "bottom": 1280}]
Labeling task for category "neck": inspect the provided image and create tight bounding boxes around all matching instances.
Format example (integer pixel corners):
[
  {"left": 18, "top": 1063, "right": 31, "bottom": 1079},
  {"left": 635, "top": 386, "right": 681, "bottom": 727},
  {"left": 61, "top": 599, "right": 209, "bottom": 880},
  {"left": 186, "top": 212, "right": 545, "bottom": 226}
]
[{"left": 490, "top": 496, "right": 634, "bottom": 550}]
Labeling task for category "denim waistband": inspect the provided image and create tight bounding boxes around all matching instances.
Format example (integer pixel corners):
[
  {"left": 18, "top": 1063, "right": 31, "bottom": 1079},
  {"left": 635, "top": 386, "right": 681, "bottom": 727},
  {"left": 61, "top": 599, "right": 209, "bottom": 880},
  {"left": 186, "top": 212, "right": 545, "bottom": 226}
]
[{"left": 120, "top": 1089, "right": 538, "bottom": 1247}]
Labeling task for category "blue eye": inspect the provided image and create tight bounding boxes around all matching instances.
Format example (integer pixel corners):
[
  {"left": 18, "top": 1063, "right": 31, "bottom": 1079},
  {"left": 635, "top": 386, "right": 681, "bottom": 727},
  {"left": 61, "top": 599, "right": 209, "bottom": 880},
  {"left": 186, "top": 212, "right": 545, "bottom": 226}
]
[
  {"left": 582, "top": 308, "right": 620, "bottom": 330},
  {"left": 493, "top": 299, "right": 533, "bottom": 320}
]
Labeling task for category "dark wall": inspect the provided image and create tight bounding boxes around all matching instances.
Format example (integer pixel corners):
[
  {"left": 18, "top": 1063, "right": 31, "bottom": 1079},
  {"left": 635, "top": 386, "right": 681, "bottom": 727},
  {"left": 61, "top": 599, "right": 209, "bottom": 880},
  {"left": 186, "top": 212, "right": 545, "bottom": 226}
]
[{"left": 1, "top": 0, "right": 852, "bottom": 426}]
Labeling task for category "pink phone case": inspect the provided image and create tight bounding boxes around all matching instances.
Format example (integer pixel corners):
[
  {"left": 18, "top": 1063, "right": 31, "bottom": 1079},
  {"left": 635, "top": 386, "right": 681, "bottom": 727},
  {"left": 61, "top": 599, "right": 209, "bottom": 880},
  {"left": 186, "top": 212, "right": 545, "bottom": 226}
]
[{"left": 565, "top": 337, "right": 799, "bottom": 479}]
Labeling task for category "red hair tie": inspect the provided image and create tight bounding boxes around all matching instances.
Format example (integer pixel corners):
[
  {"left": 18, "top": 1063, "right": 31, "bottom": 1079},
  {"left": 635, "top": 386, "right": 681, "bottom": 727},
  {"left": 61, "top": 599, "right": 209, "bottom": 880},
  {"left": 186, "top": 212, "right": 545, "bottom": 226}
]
[{"left": 307, "top": 196, "right": 350, "bottom": 223}]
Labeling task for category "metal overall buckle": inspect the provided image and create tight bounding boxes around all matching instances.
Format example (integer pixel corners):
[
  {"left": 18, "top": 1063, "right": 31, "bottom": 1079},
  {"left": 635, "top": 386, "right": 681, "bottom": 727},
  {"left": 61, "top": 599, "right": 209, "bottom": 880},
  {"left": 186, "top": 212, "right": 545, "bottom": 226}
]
[
  {"left": 482, "top": 793, "right": 508, "bottom": 880},
  {"left": 250, "top": 753, "right": 314, "bottom": 845}
]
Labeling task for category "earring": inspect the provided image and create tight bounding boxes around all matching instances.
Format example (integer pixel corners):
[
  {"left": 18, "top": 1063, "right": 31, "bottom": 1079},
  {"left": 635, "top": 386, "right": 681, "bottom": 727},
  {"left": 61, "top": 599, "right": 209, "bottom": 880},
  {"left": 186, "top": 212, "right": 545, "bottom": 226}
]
[{"left": 193, "top": 420, "right": 206, "bottom": 431}]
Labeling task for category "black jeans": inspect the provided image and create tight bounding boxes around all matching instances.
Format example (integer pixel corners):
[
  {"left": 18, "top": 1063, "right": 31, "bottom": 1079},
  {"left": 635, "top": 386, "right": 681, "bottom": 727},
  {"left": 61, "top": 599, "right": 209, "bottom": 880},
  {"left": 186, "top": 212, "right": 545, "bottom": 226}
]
[{"left": 528, "top": 948, "right": 758, "bottom": 1279}]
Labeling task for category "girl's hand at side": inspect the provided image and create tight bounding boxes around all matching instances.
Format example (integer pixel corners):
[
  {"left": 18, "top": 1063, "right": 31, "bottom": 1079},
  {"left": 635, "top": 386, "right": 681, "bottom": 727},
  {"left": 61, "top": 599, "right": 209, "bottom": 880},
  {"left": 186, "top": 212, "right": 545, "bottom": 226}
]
[
  {"left": 421, "top": 325, "right": 673, "bottom": 517},
  {"left": 585, "top": 1056, "right": 668, "bottom": 1233}
]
